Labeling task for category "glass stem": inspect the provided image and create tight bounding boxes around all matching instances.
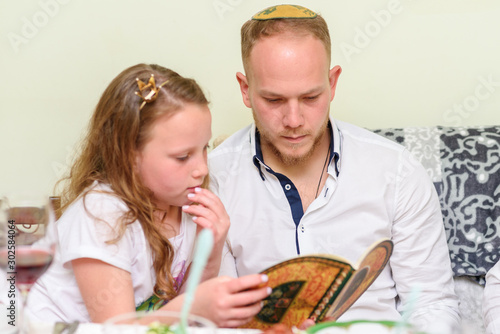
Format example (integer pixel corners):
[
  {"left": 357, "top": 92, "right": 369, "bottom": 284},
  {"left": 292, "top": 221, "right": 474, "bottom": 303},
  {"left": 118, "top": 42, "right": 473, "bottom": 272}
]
[{"left": 18, "top": 286, "right": 30, "bottom": 334}]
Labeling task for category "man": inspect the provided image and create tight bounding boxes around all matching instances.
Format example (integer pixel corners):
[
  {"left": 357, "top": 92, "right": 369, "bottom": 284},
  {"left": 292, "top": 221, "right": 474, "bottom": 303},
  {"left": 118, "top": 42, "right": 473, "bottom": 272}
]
[
  {"left": 209, "top": 4, "right": 460, "bottom": 333},
  {"left": 484, "top": 260, "right": 500, "bottom": 333}
]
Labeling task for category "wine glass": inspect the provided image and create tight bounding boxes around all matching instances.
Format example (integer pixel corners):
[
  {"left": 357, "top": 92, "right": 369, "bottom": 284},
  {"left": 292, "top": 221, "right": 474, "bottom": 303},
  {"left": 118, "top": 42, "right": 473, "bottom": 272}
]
[{"left": 0, "top": 194, "right": 56, "bottom": 334}]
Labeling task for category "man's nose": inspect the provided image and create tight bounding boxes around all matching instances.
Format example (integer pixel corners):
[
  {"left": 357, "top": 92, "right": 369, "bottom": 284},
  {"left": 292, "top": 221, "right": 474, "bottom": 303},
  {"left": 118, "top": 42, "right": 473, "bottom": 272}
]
[{"left": 283, "top": 101, "right": 304, "bottom": 128}]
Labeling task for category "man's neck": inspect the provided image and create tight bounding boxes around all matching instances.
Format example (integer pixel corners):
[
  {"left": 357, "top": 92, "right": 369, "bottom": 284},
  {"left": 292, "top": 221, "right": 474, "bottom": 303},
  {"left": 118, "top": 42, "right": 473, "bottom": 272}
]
[{"left": 261, "top": 129, "right": 332, "bottom": 211}]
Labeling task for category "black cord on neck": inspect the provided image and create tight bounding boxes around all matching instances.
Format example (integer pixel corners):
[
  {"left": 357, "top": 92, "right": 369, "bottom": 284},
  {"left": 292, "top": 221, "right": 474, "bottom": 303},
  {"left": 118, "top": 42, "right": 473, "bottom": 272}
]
[{"left": 315, "top": 145, "right": 331, "bottom": 199}]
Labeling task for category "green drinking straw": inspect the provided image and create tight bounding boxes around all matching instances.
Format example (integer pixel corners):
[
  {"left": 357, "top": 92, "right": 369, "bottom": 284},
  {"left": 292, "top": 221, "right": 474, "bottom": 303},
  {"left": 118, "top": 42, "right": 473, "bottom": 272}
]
[{"left": 177, "top": 229, "right": 214, "bottom": 334}]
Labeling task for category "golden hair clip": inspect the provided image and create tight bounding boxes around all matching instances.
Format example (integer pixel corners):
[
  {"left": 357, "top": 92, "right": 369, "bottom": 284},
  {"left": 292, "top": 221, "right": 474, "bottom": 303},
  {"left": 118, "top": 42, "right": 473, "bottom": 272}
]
[{"left": 135, "top": 74, "right": 169, "bottom": 110}]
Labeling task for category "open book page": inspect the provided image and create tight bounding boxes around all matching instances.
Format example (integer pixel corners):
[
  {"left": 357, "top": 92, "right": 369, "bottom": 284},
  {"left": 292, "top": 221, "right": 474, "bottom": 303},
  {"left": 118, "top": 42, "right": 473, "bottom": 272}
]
[
  {"left": 325, "top": 239, "right": 393, "bottom": 321},
  {"left": 241, "top": 256, "right": 354, "bottom": 329},
  {"left": 241, "top": 238, "right": 393, "bottom": 330}
]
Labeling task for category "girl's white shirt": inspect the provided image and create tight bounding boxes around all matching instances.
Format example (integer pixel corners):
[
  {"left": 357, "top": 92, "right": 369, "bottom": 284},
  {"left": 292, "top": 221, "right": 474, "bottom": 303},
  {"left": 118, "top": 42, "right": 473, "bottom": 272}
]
[{"left": 26, "top": 182, "right": 196, "bottom": 323}]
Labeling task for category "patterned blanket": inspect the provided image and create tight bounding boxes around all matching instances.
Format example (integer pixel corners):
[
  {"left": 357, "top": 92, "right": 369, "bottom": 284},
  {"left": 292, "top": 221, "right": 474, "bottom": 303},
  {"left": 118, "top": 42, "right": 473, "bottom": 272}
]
[{"left": 372, "top": 126, "right": 500, "bottom": 282}]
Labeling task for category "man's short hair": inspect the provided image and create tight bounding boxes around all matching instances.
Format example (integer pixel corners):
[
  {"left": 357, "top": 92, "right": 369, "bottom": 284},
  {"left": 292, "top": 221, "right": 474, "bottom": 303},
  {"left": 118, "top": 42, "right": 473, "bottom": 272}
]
[{"left": 240, "top": 13, "right": 331, "bottom": 74}]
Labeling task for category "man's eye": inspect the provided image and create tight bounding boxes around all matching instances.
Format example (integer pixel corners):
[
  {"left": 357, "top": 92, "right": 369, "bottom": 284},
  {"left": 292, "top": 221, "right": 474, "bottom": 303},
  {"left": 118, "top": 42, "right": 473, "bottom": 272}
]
[
  {"left": 266, "top": 98, "right": 282, "bottom": 103},
  {"left": 177, "top": 155, "right": 189, "bottom": 161},
  {"left": 305, "top": 95, "right": 319, "bottom": 101}
]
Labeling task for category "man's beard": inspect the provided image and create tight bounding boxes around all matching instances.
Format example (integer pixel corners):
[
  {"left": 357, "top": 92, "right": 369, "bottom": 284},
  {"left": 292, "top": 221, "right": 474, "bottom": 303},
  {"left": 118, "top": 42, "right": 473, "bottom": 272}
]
[{"left": 254, "top": 112, "right": 329, "bottom": 166}]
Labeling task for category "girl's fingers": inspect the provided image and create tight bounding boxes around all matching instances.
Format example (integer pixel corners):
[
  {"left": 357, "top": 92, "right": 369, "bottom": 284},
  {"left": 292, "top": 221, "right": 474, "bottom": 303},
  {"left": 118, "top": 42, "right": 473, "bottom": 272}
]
[
  {"left": 186, "top": 188, "right": 227, "bottom": 216},
  {"left": 219, "top": 317, "right": 254, "bottom": 328},
  {"left": 187, "top": 188, "right": 217, "bottom": 206},
  {"left": 181, "top": 206, "right": 220, "bottom": 235},
  {"left": 182, "top": 205, "right": 219, "bottom": 231},
  {"left": 183, "top": 194, "right": 227, "bottom": 224},
  {"left": 182, "top": 203, "right": 214, "bottom": 220},
  {"left": 229, "top": 286, "right": 271, "bottom": 308},
  {"left": 226, "top": 274, "right": 269, "bottom": 294},
  {"left": 193, "top": 276, "right": 270, "bottom": 328},
  {"left": 190, "top": 216, "right": 214, "bottom": 231},
  {"left": 217, "top": 301, "right": 263, "bottom": 327},
  {"left": 182, "top": 189, "right": 230, "bottom": 242}
]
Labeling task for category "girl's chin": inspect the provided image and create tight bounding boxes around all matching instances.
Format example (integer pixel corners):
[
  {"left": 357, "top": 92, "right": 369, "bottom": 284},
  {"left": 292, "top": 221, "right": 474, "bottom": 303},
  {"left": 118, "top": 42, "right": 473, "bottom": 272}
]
[
  {"left": 152, "top": 191, "right": 196, "bottom": 209},
  {"left": 152, "top": 200, "right": 185, "bottom": 211}
]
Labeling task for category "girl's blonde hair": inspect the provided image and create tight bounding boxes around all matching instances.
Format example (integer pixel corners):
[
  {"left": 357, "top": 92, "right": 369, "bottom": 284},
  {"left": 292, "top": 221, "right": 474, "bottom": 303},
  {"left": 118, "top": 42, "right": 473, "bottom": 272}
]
[{"left": 57, "top": 63, "right": 209, "bottom": 300}]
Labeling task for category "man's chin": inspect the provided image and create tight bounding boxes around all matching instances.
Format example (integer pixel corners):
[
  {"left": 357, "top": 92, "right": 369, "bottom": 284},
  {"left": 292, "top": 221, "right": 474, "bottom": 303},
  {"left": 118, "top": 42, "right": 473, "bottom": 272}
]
[
  {"left": 275, "top": 148, "right": 311, "bottom": 166},
  {"left": 264, "top": 136, "right": 315, "bottom": 165}
]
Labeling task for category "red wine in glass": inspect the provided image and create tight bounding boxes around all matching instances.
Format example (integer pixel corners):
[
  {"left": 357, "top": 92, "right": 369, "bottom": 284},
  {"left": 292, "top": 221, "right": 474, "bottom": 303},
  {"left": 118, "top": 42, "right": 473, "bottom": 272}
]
[
  {"left": 0, "top": 247, "right": 53, "bottom": 287},
  {"left": 1, "top": 198, "right": 56, "bottom": 333},
  {"left": 14, "top": 247, "right": 53, "bottom": 288}
]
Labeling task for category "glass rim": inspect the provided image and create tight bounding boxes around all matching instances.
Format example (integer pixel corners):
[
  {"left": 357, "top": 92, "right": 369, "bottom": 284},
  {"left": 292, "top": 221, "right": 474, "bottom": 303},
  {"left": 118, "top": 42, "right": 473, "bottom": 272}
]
[{"left": 104, "top": 310, "right": 216, "bottom": 328}]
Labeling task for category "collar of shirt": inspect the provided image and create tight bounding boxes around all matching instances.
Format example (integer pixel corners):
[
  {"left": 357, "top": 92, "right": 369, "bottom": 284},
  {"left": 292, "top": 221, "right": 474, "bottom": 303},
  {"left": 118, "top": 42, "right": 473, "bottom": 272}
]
[{"left": 248, "top": 117, "right": 342, "bottom": 255}]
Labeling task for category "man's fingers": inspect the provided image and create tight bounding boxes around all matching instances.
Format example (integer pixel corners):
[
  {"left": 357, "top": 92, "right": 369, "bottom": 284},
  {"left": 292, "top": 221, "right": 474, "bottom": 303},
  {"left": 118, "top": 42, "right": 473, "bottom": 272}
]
[{"left": 298, "top": 318, "right": 316, "bottom": 330}]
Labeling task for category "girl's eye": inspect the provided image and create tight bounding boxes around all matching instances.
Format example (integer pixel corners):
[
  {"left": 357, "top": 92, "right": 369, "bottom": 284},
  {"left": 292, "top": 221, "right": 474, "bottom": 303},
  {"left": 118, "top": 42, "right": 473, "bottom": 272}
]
[{"left": 177, "top": 155, "right": 190, "bottom": 161}]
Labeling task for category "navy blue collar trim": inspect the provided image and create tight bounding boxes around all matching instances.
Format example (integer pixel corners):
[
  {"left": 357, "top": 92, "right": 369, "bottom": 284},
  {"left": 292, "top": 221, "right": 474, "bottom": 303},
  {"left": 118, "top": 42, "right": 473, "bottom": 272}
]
[{"left": 252, "top": 130, "right": 266, "bottom": 181}]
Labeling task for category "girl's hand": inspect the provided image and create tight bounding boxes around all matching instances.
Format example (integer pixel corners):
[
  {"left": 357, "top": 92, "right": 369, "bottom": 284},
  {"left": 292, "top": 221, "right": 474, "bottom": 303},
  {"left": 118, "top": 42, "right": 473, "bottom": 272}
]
[
  {"left": 182, "top": 187, "right": 230, "bottom": 279},
  {"left": 190, "top": 274, "right": 271, "bottom": 328},
  {"left": 183, "top": 187, "right": 230, "bottom": 245}
]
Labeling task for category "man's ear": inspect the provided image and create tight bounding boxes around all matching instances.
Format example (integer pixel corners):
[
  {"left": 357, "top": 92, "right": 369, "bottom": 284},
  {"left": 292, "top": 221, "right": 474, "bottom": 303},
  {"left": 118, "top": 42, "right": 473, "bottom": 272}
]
[
  {"left": 329, "top": 65, "right": 342, "bottom": 102},
  {"left": 236, "top": 72, "right": 252, "bottom": 108}
]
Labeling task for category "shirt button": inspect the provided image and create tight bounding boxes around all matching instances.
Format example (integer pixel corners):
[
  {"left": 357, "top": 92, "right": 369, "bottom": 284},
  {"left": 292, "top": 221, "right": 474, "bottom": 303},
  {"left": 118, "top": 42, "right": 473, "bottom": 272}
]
[
  {"left": 285, "top": 184, "right": 291, "bottom": 191},
  {"left": 300, "top": 224, "right": 305, "bottom": 233}
]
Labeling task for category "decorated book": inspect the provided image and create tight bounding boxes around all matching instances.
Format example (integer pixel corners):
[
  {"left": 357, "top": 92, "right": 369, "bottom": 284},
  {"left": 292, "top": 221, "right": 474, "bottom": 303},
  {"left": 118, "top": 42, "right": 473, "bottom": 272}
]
[{"left": 241, "top": 239, "right": 393, "bottom": 330}]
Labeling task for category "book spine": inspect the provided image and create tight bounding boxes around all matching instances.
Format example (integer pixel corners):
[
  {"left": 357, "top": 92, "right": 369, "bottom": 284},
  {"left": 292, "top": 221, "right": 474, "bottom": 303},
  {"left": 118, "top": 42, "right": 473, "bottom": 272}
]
[{"left": 310, "top": 268, "right": 353, "bottom": 322}]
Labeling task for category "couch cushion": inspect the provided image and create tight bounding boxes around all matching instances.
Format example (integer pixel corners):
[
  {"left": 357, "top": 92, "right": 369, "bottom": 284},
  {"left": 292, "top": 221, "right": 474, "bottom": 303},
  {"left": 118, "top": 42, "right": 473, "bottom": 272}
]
[{"left": 372, "top": 126, "right": 500, "bottom": 278}]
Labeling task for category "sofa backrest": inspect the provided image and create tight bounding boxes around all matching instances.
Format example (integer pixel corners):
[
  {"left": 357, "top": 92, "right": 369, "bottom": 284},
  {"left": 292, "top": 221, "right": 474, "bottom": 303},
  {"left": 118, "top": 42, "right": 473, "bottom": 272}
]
[{"left": 372, "top": 126, "right": 500, "bottom": 281}]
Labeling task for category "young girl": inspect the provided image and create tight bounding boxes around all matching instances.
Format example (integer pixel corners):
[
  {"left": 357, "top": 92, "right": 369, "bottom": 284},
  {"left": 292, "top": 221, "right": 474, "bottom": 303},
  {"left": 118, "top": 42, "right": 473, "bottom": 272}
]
[{"left": 26, "top": 64, "right": 270, "bottom": 327}]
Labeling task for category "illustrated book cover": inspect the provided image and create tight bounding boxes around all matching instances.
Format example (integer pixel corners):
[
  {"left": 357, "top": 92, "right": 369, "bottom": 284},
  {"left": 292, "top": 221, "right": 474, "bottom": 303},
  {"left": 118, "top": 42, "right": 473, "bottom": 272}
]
[{"left": 241, "top": 238, "right": 394, "bottom": 330}]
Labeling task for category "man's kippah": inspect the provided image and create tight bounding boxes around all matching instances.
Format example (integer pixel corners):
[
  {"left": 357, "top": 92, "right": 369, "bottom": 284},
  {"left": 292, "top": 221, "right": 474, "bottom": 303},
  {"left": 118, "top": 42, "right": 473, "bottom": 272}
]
[{"left": 252, "top": 4, "right": 317, "bottom": 21}]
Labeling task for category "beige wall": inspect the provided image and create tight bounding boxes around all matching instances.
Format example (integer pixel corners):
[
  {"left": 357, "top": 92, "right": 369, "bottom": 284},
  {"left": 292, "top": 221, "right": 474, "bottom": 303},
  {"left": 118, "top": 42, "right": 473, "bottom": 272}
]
[{"left": 1, "top": 0, "right": 500, "bottom": 196}]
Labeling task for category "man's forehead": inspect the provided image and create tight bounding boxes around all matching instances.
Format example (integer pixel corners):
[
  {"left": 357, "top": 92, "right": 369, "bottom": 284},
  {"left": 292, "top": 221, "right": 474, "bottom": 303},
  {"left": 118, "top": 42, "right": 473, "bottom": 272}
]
[
  {"left": 250, "top": 32, "right": 327, "bottom": 59},
  {"left": 257, "top": 86, "right": 325, "bottom": 97},
  {"left": 246, "top": 34, "right": 330, "bottom": 80}
]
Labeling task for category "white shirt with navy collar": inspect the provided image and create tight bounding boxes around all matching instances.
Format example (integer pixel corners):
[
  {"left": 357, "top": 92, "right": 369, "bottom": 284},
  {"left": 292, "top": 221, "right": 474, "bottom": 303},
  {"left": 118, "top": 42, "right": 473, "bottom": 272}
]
[{"left": 208, "top": 117, "right": 460, "bottom": 333}]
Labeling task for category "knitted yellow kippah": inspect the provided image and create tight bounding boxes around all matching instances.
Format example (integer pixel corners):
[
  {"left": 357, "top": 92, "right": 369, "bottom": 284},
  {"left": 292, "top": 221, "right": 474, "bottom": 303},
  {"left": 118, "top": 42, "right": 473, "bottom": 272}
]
[{"left": 252, "top": 4, "right": 317, "bottom": 20}]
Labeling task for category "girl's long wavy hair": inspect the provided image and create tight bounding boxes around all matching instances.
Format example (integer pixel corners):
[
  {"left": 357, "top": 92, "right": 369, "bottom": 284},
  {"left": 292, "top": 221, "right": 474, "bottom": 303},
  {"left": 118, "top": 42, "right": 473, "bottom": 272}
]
[{"left": 56, "top": 63, "right": 209, "bottom": 300}]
